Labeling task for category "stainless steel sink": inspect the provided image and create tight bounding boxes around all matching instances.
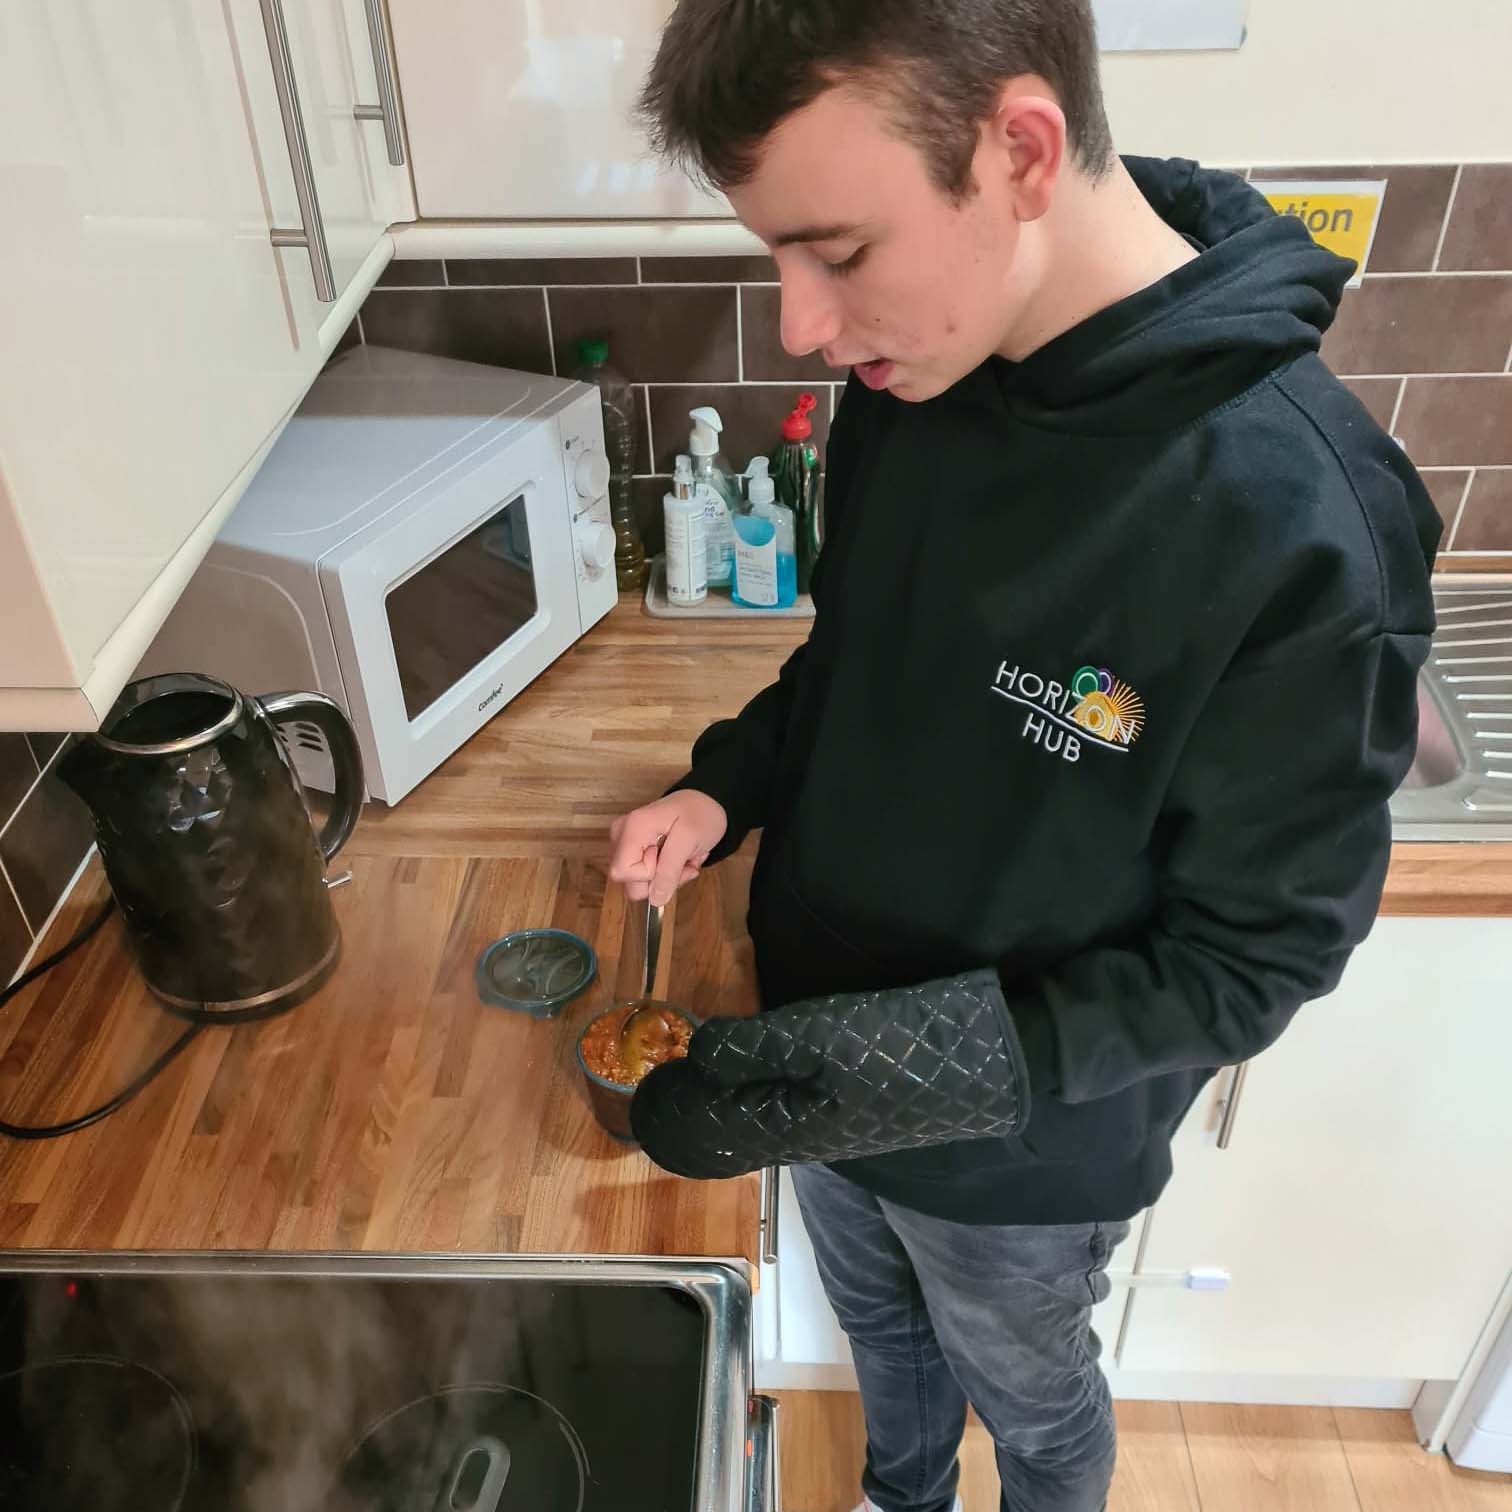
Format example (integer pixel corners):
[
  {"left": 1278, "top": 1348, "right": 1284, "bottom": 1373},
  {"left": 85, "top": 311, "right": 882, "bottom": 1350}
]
[{"left": 1391, "top": 579, "right": 1512, "bottom": 840}]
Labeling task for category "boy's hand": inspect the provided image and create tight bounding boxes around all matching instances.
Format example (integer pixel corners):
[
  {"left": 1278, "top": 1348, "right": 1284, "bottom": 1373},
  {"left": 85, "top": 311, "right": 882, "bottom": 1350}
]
[{"left": 609, "top": 791, "right": 728, "bottom": 905}]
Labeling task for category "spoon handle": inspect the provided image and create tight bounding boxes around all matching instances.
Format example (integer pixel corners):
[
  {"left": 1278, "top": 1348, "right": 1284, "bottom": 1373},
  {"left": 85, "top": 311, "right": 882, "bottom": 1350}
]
[{"left": 644, "top": 898, "right": 664, "bottom": 999}]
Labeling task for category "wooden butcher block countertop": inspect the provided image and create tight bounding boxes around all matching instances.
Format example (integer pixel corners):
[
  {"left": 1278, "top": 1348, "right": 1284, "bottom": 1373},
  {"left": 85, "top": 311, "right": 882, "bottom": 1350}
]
[{"left": 0, "top": 591, "right": 1507, "bottom": 1256}]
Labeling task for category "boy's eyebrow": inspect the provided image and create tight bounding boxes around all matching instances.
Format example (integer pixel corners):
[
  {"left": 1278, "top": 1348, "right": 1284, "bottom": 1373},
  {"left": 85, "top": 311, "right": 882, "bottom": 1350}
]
[{"left": 771, "top": 222, "right": 865, "bottom": 247}]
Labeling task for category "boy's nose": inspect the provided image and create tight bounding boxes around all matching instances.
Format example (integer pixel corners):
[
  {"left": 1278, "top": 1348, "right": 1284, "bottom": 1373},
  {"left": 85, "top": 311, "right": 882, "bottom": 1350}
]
[{"left": 779, "top": 270, "right": 843, "bottom": 359}]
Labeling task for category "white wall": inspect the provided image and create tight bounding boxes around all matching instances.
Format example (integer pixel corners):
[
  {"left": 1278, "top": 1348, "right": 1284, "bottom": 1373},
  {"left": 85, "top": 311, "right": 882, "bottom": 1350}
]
[{"left": 1102, "top": 0, "right": 1511, "bottom": 165}]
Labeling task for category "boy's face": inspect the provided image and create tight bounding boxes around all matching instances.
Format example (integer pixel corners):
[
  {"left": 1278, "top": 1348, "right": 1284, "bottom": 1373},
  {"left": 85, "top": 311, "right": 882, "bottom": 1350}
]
[{"left": 727, "top": 85, "right": 1042, "bottom": 403}]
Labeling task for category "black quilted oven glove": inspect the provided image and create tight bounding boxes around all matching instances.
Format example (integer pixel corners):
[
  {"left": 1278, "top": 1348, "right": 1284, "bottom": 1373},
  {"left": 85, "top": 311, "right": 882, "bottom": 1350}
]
[{"left": 629, "top": 968, "right": 1030, "bottom": 1179}]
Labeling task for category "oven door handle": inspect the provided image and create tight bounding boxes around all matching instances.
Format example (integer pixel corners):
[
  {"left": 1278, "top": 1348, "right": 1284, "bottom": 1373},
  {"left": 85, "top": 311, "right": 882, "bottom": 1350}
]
[{"left": 747, "top": 1394, "right": 781, "bottom": 1511}]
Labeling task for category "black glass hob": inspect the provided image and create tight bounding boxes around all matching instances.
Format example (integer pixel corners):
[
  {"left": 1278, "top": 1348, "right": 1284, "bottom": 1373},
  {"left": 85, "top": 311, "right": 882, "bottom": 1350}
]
[{"left": 0, "top": 1257, "right": 742, "bottom": 1512}]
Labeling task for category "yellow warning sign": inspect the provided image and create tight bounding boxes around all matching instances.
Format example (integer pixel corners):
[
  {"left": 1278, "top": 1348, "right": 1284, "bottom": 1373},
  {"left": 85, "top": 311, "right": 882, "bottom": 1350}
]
[{"left": 1255, "top": 180, "right": 1387, "bottom": 286}]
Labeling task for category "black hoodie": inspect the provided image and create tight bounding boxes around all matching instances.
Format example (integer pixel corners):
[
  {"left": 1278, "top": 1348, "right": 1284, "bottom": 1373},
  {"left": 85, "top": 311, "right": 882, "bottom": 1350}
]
[{"left": 675, "top": 157, "right": 1440, "bottom": 1224}]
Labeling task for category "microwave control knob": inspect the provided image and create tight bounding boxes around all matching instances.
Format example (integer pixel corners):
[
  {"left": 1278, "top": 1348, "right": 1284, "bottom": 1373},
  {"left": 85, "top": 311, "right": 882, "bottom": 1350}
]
[
  {"left": 576, "top": 521, "right": 616, "bottom": 575},
  {"left": 574, "top": 447, "right": 612, "bottom": 501}
]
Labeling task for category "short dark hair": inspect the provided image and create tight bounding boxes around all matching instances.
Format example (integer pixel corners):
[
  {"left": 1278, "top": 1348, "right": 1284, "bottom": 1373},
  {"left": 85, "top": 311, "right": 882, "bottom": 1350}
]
[{"left": 640, "top": 0, "right": 1116, "bottom": 201}]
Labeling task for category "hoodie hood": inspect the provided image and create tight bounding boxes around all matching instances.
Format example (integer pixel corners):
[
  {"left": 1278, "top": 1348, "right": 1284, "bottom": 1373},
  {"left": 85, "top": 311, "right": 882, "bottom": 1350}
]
[{"left": 988, "top": 156, "right": 1355, "bottom": 433}]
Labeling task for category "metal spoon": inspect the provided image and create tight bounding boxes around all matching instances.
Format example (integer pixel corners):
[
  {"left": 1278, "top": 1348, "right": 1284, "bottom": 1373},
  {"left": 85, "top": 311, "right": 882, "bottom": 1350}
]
[{"left": 618, "top": 899, "right": 677, "bottom": 1080}]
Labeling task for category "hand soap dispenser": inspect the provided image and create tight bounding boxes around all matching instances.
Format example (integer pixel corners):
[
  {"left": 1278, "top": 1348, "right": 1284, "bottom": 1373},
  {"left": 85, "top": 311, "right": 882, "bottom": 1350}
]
[
  {"left": 688, "top": 406, "right": 739, "bottom": 588},
  {"left": 733, "top": 457, "right": 797, "bottom": 609}
]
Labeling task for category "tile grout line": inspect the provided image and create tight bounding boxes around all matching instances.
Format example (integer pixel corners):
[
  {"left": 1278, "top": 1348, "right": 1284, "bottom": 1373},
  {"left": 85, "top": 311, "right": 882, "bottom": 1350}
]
[
  {"left": 1387, "top": 376, "right": 1408, "bottom": 437},
  {"left": 736, "top": 286, "right": 745, "bottom": 383},
  {"left": 354, "top": 310, "right": 366, "bottom": 346},
  {"left": 0, "top": 856, "right": 32, "bottom": 956},
  {"left": 368, "top": 281, "right": 781, "bottom": 293},
  {"left": 635, "top": 255, "right": 643, "bottom": 285},
  {"left": 1447, "top": 468, "right": 1477, "bottom": 551},
  {"left": 0, "top": 756, "right": 50, "bottom": 848},
  {"left": 440, "top": 259, "right": 450, "bottom": 287},
  {"left": 642, "top": 378, "right": 840, "bottom": 388},
  {"left": 541, "top": 289, "right": 556, "bottom": 377},
  {"left": 642, "top": 388, "right": 655, "bottom": 477},
  {"left": 1505, "top": 337, "right": 1512, "bottom": 375},
  {"left": 8, "top": 846, "right": 99, "bottom": 976},
  {"left": 1430, "top": 164, "right": 1464, "bottom": 272}
]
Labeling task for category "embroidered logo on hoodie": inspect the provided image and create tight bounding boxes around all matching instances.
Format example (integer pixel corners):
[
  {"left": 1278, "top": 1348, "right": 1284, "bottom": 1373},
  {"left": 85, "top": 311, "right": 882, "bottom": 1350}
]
[{"left": 991, "top": 660, "right": 1146, "bottom": 762}]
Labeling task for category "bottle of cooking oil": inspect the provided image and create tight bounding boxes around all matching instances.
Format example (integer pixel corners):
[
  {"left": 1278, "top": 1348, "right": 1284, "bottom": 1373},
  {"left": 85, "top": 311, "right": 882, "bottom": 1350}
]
[{"left": 571, "top": 337, "right": 646, "bottom": 590}]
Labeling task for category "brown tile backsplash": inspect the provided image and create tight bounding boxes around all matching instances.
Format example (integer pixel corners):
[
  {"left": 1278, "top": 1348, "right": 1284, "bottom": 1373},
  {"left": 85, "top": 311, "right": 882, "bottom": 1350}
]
[
  {"left": 2, "top": 734, "right": 96, "bottom": 984},
  {"left": 0, "top": 759, "right": 93, "bottom": 934},
  {"left": 0, "top": 871, "right": 29, "bottom": 986},
  {"left": 1395, "top": 377, "right": 1512, "bottom": 467},
  {"left": 647, "top": 383, "right": 836, "bottom": 475},
  {"left": 0, "top": 736, "right": 36, "bottom": 821},
  {"left": 1252, "top": 165, "right": 1457, "bottom": 273},
  {"left": 641, "top": 255, "right": 778, "bottom": 284},
  {"left": 25, "top": 733, "right": 65, "bottom": 768},
  {"left": 630, "top": 386, "right": 654, "bottom": 475},
  {"left": 1340, "top": 377, "right": 1402, "bottom": 430},
  {"left": 447, "top": 257, "right": 638, "bottom": 287},
  {"left": 1452, "top": 469, "right": 1512, "bottom": 551},
  {"left": 1438, "top": 166, "right": 1512, "bottom": 274},
  {"left": 1323, "top": 275, "right": 1512, "bottom": 375},
  {"left": 350, "top": 158, "right": 1510, "bottom": 557},
  {"left": 375, "top": 259, "right": 444, "bottom": 287},
  {"left": 548, "top": 286, "right": 738, "bottom": 383},
  {"left": 632, "top": 476, "right": 671, "bottom": 558},
  {"left": 361, "top": 288, "right": 553, "bottom": 373},
  {"left": 1419, "top": 470, "right": 1472, "bottom": 532},
  {"left": 739, "top": 286, "right": 842, "bottom": 382}
]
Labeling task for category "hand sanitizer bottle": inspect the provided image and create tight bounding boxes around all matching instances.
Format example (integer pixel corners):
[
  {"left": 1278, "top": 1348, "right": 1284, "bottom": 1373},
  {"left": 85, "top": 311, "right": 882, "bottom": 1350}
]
[
  {"left": 689, "top": 407, "right": 739, "bottom": 589},
  {"left": 664, "top": 454, "right": 707, "bottom": 606},
  {"left": 733, "top": 458, "right": 797, "bottom": 610}
]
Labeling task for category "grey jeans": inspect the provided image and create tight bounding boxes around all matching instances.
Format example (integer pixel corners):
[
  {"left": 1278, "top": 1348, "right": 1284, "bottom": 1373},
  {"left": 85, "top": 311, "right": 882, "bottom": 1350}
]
[{"left": 791, "top": 1161, "right": 1130, "bottom": 1512}]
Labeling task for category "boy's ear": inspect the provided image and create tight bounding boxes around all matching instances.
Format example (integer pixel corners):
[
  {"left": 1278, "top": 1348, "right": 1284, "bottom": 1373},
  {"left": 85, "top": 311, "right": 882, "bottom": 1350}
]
[{"left": 983, "top": 77, "right": 1066, "bottom": 223}]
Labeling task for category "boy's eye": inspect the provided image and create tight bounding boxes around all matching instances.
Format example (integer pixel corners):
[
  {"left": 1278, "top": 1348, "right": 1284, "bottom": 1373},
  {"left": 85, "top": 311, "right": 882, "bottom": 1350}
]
[{"left": 827, "top": 246, "right": 868, "bottom": 278}]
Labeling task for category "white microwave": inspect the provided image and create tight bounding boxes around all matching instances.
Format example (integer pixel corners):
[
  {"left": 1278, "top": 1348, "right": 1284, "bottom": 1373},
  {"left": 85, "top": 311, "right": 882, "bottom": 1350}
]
[{"left": 141, "top": 346, "right": 619, "bottom": 803}]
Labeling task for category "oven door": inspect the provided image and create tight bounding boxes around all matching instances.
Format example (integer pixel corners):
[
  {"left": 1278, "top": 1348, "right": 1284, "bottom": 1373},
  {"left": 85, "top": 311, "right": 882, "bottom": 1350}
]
[{"left": 321, "top": 419, "right": 580, "bottom": 803}]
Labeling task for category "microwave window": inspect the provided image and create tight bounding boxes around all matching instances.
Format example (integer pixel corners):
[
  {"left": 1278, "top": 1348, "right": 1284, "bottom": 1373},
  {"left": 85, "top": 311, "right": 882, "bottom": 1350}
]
[{"left": 385, "top": 496, "right": 539, "bottom": 721}]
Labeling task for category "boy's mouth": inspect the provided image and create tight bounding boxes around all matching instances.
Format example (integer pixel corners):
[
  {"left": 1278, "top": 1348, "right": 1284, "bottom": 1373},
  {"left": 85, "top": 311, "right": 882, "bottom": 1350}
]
[{"left": 855, "top": 359, "right": 896, "bottom": 390}]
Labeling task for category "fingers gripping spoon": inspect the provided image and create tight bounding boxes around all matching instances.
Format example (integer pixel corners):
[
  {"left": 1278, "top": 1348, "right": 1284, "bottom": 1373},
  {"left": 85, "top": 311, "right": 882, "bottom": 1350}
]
[{"left": 618, "top": 899, "right": 679, "bottom": 1080}]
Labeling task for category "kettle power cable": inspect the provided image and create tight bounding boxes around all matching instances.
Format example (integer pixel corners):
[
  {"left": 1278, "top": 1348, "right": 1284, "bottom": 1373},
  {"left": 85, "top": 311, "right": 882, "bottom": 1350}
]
[{"left": 0, "top": 900, "right": 203, "bottom": 1140}]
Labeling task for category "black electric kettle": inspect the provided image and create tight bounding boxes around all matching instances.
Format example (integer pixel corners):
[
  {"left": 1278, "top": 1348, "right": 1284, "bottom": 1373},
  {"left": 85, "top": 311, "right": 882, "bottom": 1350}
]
[{"left": 59, "top": 673, "right": 364, "bottom": 1021}]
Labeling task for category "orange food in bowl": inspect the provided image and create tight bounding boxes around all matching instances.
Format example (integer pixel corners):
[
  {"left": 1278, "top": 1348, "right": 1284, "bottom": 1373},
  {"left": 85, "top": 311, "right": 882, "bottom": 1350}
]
[{"left": 579, "top": 1003, "right": 692, "bottom": 1087}]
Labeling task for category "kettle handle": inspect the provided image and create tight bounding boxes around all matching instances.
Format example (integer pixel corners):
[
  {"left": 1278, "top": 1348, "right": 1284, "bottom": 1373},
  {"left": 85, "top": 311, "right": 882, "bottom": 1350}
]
[{"left": 256, "top": 691, "right": 366, "bottom": 862}]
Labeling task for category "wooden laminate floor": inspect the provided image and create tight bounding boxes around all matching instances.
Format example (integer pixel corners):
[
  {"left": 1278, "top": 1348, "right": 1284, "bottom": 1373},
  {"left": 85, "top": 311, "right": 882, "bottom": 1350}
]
[{"left": 774, "top": 1392, "right": 1512, "bottom": 1511}]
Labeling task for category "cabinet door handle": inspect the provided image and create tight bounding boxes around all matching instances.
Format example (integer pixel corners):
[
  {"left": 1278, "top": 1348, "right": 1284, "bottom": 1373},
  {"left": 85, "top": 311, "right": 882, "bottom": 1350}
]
[
  {"left": 354, "top": 0, "right": 406, "bottom": 166},
  {"left": 759, "top": 1165, "right": 780, "bottom": 1267},
  {"left": 258, "top": 0, "right": 337, "bottom": 302},
  {"left": 1216, "top": 1061, "right": 1249, "bottom": 1150}
]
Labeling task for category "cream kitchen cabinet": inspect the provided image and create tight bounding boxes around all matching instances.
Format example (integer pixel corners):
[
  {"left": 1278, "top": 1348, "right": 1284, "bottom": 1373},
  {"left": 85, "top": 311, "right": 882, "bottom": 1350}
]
[
  {"left": 754, "top": 1166, "right": 1138, "bottom": 1393},
  {"left": 387, "top": 0, "right": 727, "bottom": 219},
  {"left": 0, "top": 0, "right": 410, "bottom": 731},
  {"left": 757, "top": 919, "right": 1512, "bottom": 1403},
  {"left": 1118, "top": 916, "right": 1512, "bottom": 1384}
]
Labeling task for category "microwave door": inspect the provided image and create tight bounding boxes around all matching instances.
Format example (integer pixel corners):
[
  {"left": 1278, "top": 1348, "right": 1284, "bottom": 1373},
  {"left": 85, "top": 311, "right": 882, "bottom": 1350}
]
[{"left": 323, "top": 425, "right": 580, "bottom": 803}]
